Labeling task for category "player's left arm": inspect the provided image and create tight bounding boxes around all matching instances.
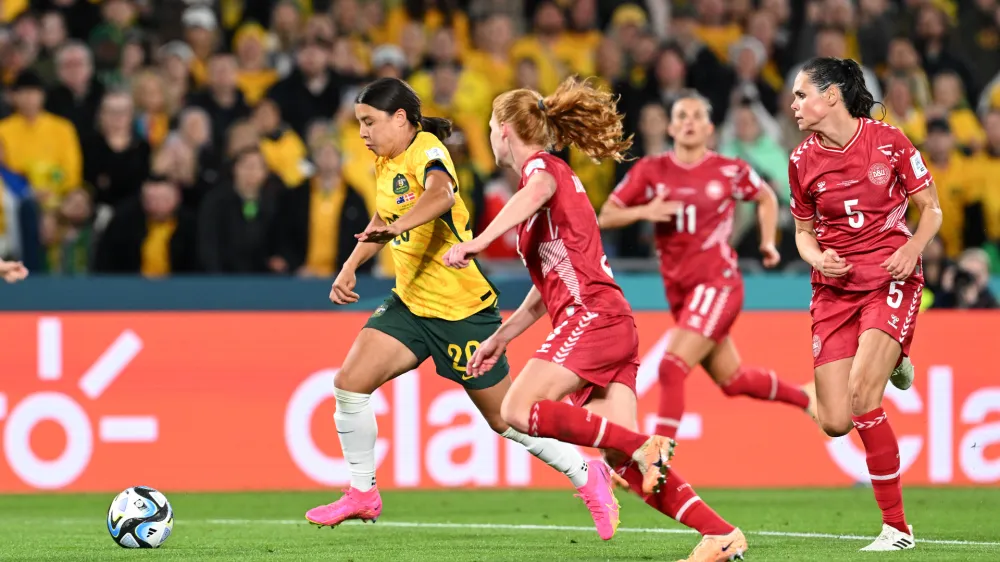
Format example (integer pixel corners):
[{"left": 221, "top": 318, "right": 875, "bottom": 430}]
[
  {"left": 385, "top": 167, "right": 456, "bottom": 235},
  {"left": 882, "top": 184, "right": 943, "bottom": 280},
  {"left": 444, "top": 170, "right": 557, "bottom": 268},
  {"left": 882, "top": 132, "right": 943, "bottom": 280},
  {"left": 752, "top": 181, "right": 780, "bottom": 268}
]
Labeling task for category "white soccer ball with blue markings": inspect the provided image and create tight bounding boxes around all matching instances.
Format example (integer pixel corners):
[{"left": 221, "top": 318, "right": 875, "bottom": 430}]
[{"left": 107, "top": 486, "right": 174, "bottom": 548}]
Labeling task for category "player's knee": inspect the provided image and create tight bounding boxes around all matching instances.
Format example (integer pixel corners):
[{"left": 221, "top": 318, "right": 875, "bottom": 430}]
[
  {"left": 499, "top": 393, "right": 530, "bottom": 434},
  {"left": 847, "top": 373, "right": 883, "bottom": 416},
  {"left": 820, "top": 418, "right": 852, "bottom": 437},
  {"left": 333, "top": 369, "right": 365, "bottom": 394}
]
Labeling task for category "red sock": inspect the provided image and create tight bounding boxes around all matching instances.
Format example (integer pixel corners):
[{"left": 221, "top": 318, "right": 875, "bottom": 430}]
[
  {"left": 853, "top": 408, "right": 909, "bottom": 534},
  {"left": 615, "top": 461, "right": 734, "bottom": 536},
  {"left": 529, "top": 400, "right": 648, "bottom": 455},
  {"left": 721, "top": 366, "right": 809, "bottom": 409},
  {"left": 656, "top": 353, "right": 689, "bottom": 439}
]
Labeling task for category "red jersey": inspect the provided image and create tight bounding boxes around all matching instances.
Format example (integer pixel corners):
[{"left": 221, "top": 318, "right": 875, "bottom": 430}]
[
  {"left": 515, "top": 152, "right": 632, "bottom": 324},
  {"left": 610, "top": 151, "right": 763, "bottom": 289},
  {"left": 788, "top": 118, "right": 931, "bottom": 291}
]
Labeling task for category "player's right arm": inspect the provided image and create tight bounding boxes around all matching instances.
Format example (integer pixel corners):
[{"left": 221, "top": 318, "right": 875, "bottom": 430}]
[
  {"left": 598, "top": 161, "right": 678, "bottom": 229},
  {"left": 789, "top": 160, "right": 851, "bottom": 278},
  {"left": 330, "top": 213, "right": 389, "bottom": 304},
  {"left": 467, "top": 286, "right": 547, "bottom": 378}
]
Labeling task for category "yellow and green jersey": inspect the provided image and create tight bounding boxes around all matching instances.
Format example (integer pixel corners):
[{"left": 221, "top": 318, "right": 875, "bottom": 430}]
[{"left": 374, "top": 132, "right": 496, "bottom": 320}]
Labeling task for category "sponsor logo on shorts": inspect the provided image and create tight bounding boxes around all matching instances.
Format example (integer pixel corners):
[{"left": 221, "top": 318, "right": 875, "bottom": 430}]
[
  {"left": 888, "top": 314, "right": 900, "bottom": 330},
  {"left": 812, "top": 334, "right": 822, "bottom": 358},
  {"left": 868, "top": 162, "right": 891, "bottom": 186}
]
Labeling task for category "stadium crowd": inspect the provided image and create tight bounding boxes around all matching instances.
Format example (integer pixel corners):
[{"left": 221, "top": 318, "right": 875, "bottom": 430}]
[{"left": 0, "top": 0, "right": 996, "bottom": 308}]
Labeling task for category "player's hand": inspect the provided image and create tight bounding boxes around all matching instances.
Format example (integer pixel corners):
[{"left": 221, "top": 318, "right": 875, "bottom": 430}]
[
  {"left": 0, "top": 260, "right": 28, "bottom": 284},
  {"left": 813, "top": 249, "right": 852, "bottom": 278},
  {"left": 443, "top": 238, "right": 486, "bottom": 269},
  {"left": 466, "top": 333, "right": 507, "bottom": 378},
  {"left": 642, "top": 194, "right": 682, "bottom": 223},
  {"left": 760, "top": 243, "right": 781, "bottom": 269},
  {"left": 329, "top": 268, "right": 359, "bottom": 304},
  {"left": 881, "top": 243, "right": 920, "bottom": 281},
  {"left": 356, "top": 222, "right": 401, "bottom": 244}
]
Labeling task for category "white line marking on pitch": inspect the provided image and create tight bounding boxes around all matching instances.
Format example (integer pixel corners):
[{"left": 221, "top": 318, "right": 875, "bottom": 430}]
[{"left": 200, "top": 519, "right": 1000, "bottom": 547}]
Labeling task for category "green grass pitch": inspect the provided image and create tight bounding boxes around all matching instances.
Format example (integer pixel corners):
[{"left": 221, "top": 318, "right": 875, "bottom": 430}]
[{"left": 1, "top": 488, "right": 998, "bottom": 561}]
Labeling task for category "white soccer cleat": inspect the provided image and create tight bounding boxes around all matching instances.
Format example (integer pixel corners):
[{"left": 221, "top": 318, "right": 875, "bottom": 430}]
[
  {"left": 889, "top": 357, "right": 914, "bottom": 390},
  {"left": 860, "top": 524, "right": 915, "bottom": 551}
]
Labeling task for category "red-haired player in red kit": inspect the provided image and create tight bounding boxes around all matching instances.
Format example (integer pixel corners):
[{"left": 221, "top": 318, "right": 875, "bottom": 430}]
[
  {"left": 789, "top": 57, "right": 942, "bottom": 551},
  {"left": 598, "top": 90, "right": 816, "bottom": 441},
  {"left": 445, "top": 77, "right": 748, "bottom": 562}
]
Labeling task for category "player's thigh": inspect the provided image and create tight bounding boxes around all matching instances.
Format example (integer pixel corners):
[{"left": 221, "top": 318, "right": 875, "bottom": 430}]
[
  {"left": 501, "top": 358, "right": 588, "bottom": 431},
  {"left": 337, "top": 328, "right": 422, "bottom": 394},
  {"left": 671, "top": 281, "right": 742, "bottom": 363},
  {"left": 814, "top": 358, "right": 853, "bottom": 437},
  {"left": 465, "top": 375, "right": 513, "bottom": 434},
  {"left": 664, "top": 328, "right": 717, "bottom": 370},
  {"left": 423, "top": 303, "right": 510, "bottom": 391},
  {"left": 584, "top": 382, "right": 639, "bottom": 468},
  {"left": 700, "top": 336, "right": 742, "bottom": 384},
  {"left": 337, "top": 296, "right": 427, "bottom": 394},
  {"left": 849, "top": 329, "right": 903, "bottom": 416}
]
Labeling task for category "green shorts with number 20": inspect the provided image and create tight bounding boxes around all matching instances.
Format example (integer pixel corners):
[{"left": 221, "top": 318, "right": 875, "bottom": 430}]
[{"left": 363, "top": 293, "right": 509, "bottom": 390}]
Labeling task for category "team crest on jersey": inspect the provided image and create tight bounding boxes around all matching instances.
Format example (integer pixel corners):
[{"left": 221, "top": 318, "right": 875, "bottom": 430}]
[
  {"left": 392, "top": 174, "right": 410, "bottom": 195},
  {"left": 867, "top": 162, "right": 891, "bottom": 186},
  {"left": 706, "top": 180, "right": 725, "bottom": 200}
]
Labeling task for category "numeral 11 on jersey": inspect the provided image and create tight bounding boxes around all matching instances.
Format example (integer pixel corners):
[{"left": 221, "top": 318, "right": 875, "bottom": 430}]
[{"left": 676, "top": 204, "right": 696, "bottom": 234}]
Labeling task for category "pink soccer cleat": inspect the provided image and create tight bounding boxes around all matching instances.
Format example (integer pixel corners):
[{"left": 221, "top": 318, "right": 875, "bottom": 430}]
[
  {"left": 305, "top": 487, "right": 382, "bottom": 528},
  {"left": 573, "top": 460, "right": 621, "bottom": 540}
]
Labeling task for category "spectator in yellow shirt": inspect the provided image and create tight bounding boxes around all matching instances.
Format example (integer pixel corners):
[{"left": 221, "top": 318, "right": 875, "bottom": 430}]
[
  {"left": 694, "top": 0, "right": 744, "bottom": 63},
  {"left": 912, "top": 118, "right": 978, "bottom": 257},
  {"left": 882, "top": 74, "right": 927, "bottom": 147},
  {"left": 252, "top": 98, "right": 310, "bottom": 188},
  {"left": 181, "top": 5, "right": 219, "bottom": 89},
  {"left": 968, "top": 110, "right": 1000, "bottom": 244},
  {"left": 510, "top": 2, "right": 571, "bottom": 95},
  {"left": 463, "top": 14, "right": 516, "bottom": 97},
  {"left": 234, "top": 23, "right": 279, "bottom": 107},
  {"left": 0, "top": 71, "right": 81, "bottom": 209},
  {"left": 929, "top": 70, "right": 986, "bottom": 153}
]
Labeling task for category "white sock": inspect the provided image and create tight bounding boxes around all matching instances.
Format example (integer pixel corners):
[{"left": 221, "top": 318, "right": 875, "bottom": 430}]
[
  {"left": 333, "top": 387, "right": 378, "bottom": 491},
  {"left": 502, "top": 427, "right": 590, "bottom": 488}
]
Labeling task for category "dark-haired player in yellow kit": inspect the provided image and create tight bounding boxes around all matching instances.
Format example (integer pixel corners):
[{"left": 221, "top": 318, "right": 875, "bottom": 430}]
[{"left": 305, "top": 78, "right": 620, "bottom": 539}]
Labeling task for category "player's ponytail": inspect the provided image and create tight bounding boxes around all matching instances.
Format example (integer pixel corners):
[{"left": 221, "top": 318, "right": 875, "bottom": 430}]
[
  {"left": 419, "top": 116, "right": 453, "bottom": 141},
  {"left": 493, "top": 76, "right": 633, "bottom": 163},
  {"left": 355, "top": 77, "right": 453, "bottom": 142},
  {"left": 802, "top": 57, "right": 877, "bottom": 119}
]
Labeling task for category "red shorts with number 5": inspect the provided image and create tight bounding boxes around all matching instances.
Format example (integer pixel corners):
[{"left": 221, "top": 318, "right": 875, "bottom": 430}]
[
  {"left": 809, "top": 278, "right": 923, "bottom": 368},
  {"left": 533, "top": 312, "right": 639, "bottom": 407},
  {"left": 666, "top": 280, "right": 745, "bottom": 342}
]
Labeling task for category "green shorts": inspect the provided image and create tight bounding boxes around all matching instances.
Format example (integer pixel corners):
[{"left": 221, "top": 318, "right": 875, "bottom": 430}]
[{"left": 364, "top": 293, "right": 509, "bottom": 390}]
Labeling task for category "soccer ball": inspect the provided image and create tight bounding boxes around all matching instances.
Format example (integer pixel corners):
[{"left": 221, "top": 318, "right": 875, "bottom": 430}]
[{"left": 106, "top": 486, "right": 174, "bottom": 548}]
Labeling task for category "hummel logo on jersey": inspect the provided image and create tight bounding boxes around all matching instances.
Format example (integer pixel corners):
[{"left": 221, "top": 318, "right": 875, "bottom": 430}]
[{"left": 888, "top": 314, "right": 899, "bottom": 329}]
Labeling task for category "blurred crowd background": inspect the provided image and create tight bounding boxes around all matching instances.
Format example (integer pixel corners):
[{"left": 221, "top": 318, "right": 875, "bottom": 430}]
[{"left": 0, "top": 0, "right": 997, "bottom": 308}]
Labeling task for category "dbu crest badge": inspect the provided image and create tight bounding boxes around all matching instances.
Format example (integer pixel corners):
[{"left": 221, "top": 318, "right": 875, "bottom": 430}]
[{"left": 392, "top": 174, "right": 410, "bottom": 195}]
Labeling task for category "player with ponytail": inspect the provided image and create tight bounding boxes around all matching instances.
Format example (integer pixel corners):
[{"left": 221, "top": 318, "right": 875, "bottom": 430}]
[{"left": 445, "top": 77, "right": 749, "bottom": 561}]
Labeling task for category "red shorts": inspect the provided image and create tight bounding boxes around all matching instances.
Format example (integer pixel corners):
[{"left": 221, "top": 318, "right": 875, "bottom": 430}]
[
  {"left": 666, "top": 280, "right": 745, "bottom": 342},
  {"left": 810, "top": 278, "right": 923, "bottom": 368},
  {"left": 533, "top": 311, "right": 639, "bottom": 407}
]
